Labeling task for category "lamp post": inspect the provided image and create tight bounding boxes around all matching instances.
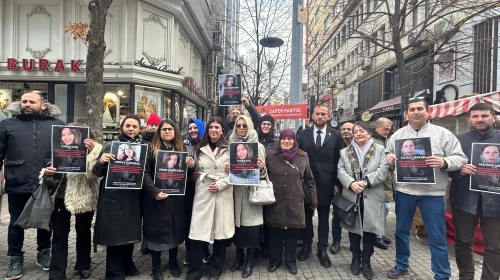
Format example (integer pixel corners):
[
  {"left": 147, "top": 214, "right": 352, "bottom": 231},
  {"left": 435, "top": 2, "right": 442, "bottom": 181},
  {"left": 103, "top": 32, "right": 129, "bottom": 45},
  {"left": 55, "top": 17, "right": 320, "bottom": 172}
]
[{"left": 259, "top": 37, "right": 284, "bottom": 105}]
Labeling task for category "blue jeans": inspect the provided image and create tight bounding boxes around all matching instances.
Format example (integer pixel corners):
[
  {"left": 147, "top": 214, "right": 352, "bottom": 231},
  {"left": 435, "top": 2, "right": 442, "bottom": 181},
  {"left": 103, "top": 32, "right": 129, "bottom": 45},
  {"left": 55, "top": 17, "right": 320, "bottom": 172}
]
[
  {"left": 331, "top": 215, "right": 342, "bottom": 244},
  {"left": 395, "top": 191, "right": 450, "bottom": 280},
  {"left": 376, "top": 202, "right": 391, "bottom": 239}
]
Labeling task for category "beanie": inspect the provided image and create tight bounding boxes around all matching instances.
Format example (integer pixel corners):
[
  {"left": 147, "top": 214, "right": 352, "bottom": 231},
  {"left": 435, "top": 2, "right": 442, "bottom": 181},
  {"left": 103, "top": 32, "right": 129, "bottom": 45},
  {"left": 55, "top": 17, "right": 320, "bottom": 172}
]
[
  {"left": 146, "top": 113, "right": 162, "bottom": 126},
  {"left": 260, "top": 115, "right": 275, "bottom": 126}
]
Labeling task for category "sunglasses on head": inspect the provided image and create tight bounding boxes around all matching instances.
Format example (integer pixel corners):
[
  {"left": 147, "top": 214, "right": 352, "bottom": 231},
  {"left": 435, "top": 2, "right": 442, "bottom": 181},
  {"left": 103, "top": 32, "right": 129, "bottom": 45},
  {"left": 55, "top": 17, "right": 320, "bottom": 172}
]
[
  {"left": 236, "top": 124, "right": 247, "bottom": 128},
  {"left": 408, "top": 96, "right": 426, "bottom": 101}
]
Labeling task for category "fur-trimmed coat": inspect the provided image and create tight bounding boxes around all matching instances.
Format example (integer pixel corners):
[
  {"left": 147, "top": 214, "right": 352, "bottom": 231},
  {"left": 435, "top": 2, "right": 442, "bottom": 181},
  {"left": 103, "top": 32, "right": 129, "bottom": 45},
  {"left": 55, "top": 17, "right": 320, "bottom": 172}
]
[{"left": 42, "top": 142, "right": 103, "bottom": 214}]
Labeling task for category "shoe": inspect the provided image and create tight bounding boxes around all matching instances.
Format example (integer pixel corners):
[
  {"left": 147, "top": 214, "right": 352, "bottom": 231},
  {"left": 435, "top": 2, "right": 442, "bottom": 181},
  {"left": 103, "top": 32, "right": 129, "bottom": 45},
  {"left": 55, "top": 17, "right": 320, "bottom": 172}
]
[
  {"left": 329, "top": 242, "right": 340, "bottom": 254},
  {"left": 168, "top": 261, "right": 181, "bottom": 278},
  {"left": 316, "top": 250, "right": 332, "bottom": 268},
  {"left": 382, "top": 236, "right": 392, "bottom": 244},
  {"left": 268, "top": 263, "right": 281, "bottom": 273},
  {"left": 285, "top": 264, "right": 297, "bottom": 275},
  {"left": 78, "top": 269, "right": 91, "bottom": 279},
  {"left": 208, "top": 274, "right": 220, "bottom": 280},
  {"left": 242, "top": 248, "right": 254, "bottom": 278},
  {"left": 362, "top": 257, "right": 373, "bottom": 279},
  {"left": 297, "top": 244, "right": 311, "bottom": 261},
  {"left": 375, "top": 238, "right": 389, "bottom": 250},
  {"left": 387, "top": 266, "right": 410, "bottom": 279},
  {"left": 125, "top": 269, "right": 140, "bottom": 277},
  {"left": 230, "top": 247, "right": 244, "bottom": 272},
  {"left": 202, "top": 252, "right": 211, "bottom": 265},
  {"left": 36, "top": 248, "right": 50, "bottom": 271},
  {"left": 141, "top": 247, "right": 151, "bottom": 255},
  {"left": 350, "top": 253, "right": 361, "bottom": 276},
  {"left": 151, "top": 265, "right": 164, "bottom": 280},
  {"left": 183, "top": 253, "right": 190, "bottom": 266},
  {"left": 5, "top": 256, "right": 23, "bottom": 280}
]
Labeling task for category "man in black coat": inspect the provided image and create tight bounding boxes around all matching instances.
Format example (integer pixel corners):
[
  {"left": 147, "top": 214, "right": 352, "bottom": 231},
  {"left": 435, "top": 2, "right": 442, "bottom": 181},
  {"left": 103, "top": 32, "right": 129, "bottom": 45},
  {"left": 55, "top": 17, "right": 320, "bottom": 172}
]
[
  {"left": 449, "top": 103, "right": 500, "bottom": 280},
  {"left": 0, "top": 91, "right": 65, "bottom": 279},
  {"left": 297, "top": 104, "right": 342, "bottom": 268}
]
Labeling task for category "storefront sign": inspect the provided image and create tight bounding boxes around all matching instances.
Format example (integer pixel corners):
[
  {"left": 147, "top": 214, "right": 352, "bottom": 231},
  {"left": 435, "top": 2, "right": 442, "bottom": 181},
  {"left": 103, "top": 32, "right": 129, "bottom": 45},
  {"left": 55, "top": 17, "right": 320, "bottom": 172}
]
[
  {"left": 134, "top": 57, "right": 182, "bottom": 75},
  {"left": 361, "top": 110, "right": 372, "bottom": 122},
  {"left": 255, "top": 104, "right": 308, "bottom": 120},
  {"left": 184, "top": 76, "right": 207, "bottom": 100},
  {"left": 378, "top": 110, "right": 401, "bottom": 119},
  {"left": 6, "top": 58, "right": 83, "bottom": 72}
]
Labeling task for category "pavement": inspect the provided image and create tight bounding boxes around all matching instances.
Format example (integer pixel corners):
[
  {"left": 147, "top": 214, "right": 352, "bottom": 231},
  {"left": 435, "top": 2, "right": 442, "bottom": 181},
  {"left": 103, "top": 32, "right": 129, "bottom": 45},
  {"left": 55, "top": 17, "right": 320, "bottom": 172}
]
[{"left": 0, "top": 195, "right": 485, "bottom": 279}]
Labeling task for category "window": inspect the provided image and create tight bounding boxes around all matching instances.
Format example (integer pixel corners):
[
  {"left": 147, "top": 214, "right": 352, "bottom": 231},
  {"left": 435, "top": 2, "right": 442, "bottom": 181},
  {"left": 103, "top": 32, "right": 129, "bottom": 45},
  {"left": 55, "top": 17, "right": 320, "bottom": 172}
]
[
  {"left": 315, "top": 9, "right": 320, "bottom": 25},
  {"left": 473, "top": 17, "right": 499, "bottom": 94},
  {"left": 324, "top": 15, "right": 331, "bottom": 29},
  {"left": 334, "top": 1, "right": 342, "bottom": 16},
  {"left": 366, "top": 0, "right": 371, "bottom": 13},
  {"left": 412, "top": 4, "right": 419, "bottom": 28},
  {"left": 54, "top": 85, "right": 68, "bottom": 123},
  {"left": 380, "top": 26, "right": 386, "bottom": 46}
]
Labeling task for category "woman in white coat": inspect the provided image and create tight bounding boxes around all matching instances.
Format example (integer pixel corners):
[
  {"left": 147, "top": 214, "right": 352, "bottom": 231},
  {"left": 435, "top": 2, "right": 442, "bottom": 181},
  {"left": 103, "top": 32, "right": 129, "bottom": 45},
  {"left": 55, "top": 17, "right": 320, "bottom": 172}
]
[
  {"left": 186, "top": 116, "right": 234, "bottom": 280},
  {"left": 337, "top": 121, "right": 388, "bottom": 280}
]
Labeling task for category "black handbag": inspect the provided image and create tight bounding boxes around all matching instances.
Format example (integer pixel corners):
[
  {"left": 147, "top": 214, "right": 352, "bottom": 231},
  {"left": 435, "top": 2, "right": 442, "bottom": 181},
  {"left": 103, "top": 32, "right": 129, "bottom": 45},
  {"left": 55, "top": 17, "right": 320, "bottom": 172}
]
[
  {"left": 285, "top": 159, "right": 312, "bottom": 204},
  {"left": 332, "top": 193, "right": 359, "bottom": 227}
]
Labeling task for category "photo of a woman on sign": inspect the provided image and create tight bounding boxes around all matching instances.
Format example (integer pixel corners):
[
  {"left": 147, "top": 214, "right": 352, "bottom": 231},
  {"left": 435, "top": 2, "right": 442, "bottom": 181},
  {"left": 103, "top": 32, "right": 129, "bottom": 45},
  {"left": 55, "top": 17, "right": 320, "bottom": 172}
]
[
  {"left": 117, "top": 144, "right": 140, "bottom": 162},
  {"left": 223, "top": 75, "right": 236, "bottom": 88},
  {"left": 52, "top": 125, "right": 89, "bottom": 173},
  {"left": 162, "top": 152, "right": 185, "bottom": 169},
  {"left": 219, "top": 74, "right": 242, "bottom": 106},
  {"left": 395, "top": 137, "right": 435, "bottom": 184},
  {"left": 236, "top": 143, "right": 252, "bottom": 161},
  {"left": 470, "top": 143, "right": 500, "bottom": 194}
]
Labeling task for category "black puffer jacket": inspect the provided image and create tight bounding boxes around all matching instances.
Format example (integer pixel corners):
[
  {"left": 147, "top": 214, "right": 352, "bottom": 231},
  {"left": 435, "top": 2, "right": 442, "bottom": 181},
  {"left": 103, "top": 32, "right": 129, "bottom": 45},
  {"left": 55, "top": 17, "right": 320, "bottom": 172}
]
[{"left": 0, "top": 101, "right": 64, "bottom": 194}]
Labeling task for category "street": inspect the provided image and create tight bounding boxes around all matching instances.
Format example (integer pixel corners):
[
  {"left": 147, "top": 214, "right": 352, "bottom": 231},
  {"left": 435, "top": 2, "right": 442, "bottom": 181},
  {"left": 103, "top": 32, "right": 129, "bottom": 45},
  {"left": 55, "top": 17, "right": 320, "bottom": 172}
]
[{"left": 0, "top": 196, "right": 484, "bottom": 279}]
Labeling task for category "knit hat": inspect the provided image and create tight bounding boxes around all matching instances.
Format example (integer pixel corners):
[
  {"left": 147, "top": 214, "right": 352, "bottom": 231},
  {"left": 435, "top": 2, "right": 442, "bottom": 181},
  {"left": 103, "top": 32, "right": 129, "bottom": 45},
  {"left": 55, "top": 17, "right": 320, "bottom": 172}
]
[
  {"left": 146, "top": 113, "right": 161, "bottom": 126},
  {"left": 260, "top": 115, "right": 275, "bottom": 127}
]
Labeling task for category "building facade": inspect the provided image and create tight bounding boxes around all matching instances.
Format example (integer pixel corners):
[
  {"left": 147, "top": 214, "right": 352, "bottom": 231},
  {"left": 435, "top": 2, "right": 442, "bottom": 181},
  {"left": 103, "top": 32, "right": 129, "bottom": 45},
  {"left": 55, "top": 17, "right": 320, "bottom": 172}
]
[{"left": 0, "top": 0, "right": 223, "bottom": 139}]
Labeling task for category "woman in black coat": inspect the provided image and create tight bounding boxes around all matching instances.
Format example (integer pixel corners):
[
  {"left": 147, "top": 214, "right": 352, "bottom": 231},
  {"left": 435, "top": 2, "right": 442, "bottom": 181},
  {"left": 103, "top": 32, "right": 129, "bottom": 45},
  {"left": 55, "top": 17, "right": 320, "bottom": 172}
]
[
  {"left": 142, "top": 119, "right": 193, "bottom": 279},
  {"left": 93, "top": 114, "right": 143, "bottom": 280}
]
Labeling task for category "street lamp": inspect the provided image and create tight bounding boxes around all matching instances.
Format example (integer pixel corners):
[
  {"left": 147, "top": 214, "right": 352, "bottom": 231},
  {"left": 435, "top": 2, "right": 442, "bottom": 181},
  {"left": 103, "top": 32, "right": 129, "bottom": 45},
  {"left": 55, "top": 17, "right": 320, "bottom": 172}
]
[{"left": 259, "top": 37, "right": 284, "bottom": 105}]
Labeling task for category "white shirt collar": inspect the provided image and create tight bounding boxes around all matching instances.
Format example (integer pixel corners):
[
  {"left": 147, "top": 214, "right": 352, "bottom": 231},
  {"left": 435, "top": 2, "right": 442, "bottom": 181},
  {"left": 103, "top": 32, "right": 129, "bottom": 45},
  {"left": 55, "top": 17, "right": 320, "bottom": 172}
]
[{"left": 313, "top": 126, "right": 326, "bottom": 135}]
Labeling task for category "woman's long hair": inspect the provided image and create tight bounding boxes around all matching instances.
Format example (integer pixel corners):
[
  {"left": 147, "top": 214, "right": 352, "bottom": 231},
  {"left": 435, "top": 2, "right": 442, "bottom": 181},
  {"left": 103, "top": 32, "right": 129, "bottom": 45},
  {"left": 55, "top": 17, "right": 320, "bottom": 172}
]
[
  {"left": 60, "top": 126, "right": 82, "bottom": 145},
  {"left": 196, "top": 116, "right": 228, "bottom": 157},
  {"left": 150, "top": 119, "right": 186, "bottom": 157}
]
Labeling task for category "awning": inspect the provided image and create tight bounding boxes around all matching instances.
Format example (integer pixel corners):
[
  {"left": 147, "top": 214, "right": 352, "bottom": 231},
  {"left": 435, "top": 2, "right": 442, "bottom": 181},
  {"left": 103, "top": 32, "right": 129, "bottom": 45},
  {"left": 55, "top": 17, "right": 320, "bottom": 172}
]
[
  {"left": 429, "top": 91, "right": 500, "bottom": 119},
  {"left": 368, "top": 97, "right": 401, "bottom": 114}
]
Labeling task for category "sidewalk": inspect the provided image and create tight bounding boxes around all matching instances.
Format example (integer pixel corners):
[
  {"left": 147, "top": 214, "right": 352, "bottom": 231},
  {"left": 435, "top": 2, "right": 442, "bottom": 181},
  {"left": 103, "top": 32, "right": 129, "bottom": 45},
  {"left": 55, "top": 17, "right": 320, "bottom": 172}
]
[{"left": 0, "top": 195, "right": 484, "bottom": 279}]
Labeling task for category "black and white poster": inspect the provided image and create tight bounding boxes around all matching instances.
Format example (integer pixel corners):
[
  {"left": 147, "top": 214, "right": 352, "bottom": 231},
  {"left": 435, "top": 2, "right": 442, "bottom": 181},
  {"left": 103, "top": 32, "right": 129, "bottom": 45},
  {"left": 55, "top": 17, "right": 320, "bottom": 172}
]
[
  {"left": 470, "top": 143, "right": 500, "bottom": 194},
  {"left": 154, "top": 151, "right": 188, "bottom": 195},
  {"left": 395, "top": 137, "right": 435, "bottom": 184},
  {"left": 105, "top": 142, "right": 148, "bottom": 189},
  {"left": 51, "top": 125, "right": 89, "bottom": 173},
  {"left": 219, "top": 74, "right": 242, "bottom": 106},
  {"left": 229, "top": 142, "right": 259, "bottom": 186}
]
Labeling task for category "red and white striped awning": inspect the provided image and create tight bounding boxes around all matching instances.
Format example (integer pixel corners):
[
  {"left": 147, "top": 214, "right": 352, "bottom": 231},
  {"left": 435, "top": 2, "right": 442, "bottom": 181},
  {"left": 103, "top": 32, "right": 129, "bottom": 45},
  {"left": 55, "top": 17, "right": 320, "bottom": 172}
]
[{"left": 429, "top": 91, "right": 500, "bottom": 119}]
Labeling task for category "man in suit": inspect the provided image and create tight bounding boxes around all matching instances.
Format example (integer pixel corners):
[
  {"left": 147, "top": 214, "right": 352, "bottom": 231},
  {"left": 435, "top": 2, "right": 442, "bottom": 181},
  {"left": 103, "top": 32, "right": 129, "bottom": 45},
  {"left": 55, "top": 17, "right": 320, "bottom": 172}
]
[{"left": 297, "top": 104, "right": 342, "bottom": 268}]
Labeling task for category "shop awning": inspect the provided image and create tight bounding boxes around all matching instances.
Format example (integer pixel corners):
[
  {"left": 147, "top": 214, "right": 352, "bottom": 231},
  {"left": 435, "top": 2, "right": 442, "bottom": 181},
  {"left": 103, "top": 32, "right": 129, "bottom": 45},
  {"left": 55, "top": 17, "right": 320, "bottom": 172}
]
[
  {"left": 368, "top": 97, "right": 401, "bottom": 114},
  {"left": 429, "top": 91, "right": 500, "bottom": 119}
]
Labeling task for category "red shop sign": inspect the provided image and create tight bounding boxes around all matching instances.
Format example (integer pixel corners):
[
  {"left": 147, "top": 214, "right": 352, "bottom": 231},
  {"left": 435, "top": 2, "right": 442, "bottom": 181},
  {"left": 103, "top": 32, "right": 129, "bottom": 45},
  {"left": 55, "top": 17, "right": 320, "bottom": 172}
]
[
  {"left": 255, "top": 104, "right": 308, "bottom": 120},
  {"left": 6, "top": 58, "right": 83, "bottom": 72}
]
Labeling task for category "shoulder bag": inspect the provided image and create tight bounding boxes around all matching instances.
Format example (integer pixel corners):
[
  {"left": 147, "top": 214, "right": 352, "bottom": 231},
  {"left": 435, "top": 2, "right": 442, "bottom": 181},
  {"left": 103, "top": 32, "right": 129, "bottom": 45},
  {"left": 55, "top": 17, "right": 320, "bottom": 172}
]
[
  {"left": 248, "top": 173, "right": 275, "bottom": 205},
  {"left": 332, "top": 193, "right": 359, "bottom": 227},
  {"left": 285, "top": 159, "right": 312, "bottom": 204}
]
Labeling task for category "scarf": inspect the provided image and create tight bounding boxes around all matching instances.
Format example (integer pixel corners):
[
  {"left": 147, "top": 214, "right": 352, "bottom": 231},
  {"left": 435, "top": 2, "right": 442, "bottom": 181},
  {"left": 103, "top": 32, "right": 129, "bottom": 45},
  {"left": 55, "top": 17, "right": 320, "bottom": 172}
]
[
  {"left": 117, "top": 133, "right": 142, "bottom": 143},
  {"left": 347, "top": 138, "right": 375, "bottom": 179},
  {"left": 278, "top": 129, "right": 299, "bottom": 161}
]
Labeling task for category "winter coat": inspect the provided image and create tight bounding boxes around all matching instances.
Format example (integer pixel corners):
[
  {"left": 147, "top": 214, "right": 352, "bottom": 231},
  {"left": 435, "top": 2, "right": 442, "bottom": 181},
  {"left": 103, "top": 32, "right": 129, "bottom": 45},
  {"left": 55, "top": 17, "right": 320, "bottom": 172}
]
[
  {"left": 92, "top": 140, "right": 142, "bottom": 246},
  {"left": 386, "top": 122, "right": 468, "bottom": 196},
  {"left": 42, "top": 142, "right": 103, "bottom": 214},
  {"left": 142, "top": 132, "right": 155, "bottom": 144},
  {"left": 449, "top": 129, "right": 500, "bottom": 217},
  {"left": 229, "top": 130, "right": 266, "bottom": 227},
  {"left": 142, "top": 143, "right": 185, "bottom": 246},
  {"left": 0, "top": 101, "right": 64, "bottom": 194},
  {"left": 337, "top": 143, "right": 388, "bottom": 236},
  {"left": 371, "top": 132, "right": 394, "bottom": 202},
  {"left": 265, "top": 149, "right": 317, "bottom": 229},
  {"left": 297, "top": 126, "right": 343, "bottom": 206},
  {"left": 189, "top": 144, "right": 234, "bottom": 242}
]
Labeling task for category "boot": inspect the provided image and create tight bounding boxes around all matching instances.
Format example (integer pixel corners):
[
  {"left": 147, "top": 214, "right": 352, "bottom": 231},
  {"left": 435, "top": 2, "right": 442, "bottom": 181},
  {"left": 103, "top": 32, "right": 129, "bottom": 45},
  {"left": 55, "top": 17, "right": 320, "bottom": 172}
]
[
  {"left": 230, "top": 247, "right": 244, "bottom": 272},
  {"left": 242, "top": 248, "right": 255, "bottom": 278},
  {"left": 350, "top": 252, "right": 361, "bottom": 276},
  {"left": 169, "top": 248, "right": 181, "bottom": 277},
  {"left": 36, "top": 248, "right": 51, "bottom": 271},
  {"left": 362, "top": 257, "right": 373, "bottom": 279},
  {"left": 150, "top": 250, "right": 164, "bottom": 280},
  {"left": 5, "top": 256, "right": 23, "bottom": 280}
]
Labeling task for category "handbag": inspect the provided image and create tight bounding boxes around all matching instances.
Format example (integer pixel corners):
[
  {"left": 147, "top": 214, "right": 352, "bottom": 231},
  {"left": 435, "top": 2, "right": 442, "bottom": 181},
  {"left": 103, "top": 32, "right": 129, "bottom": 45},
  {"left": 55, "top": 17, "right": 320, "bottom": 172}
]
[
  {"left": 332, "top": 193, "right": 359, "bottom": 227},
  {"left": 248, "top": 174, "right": 275, "bottom": 205},
  {"left": 285, "top": 159, "right": 312, "bottom": 204}
]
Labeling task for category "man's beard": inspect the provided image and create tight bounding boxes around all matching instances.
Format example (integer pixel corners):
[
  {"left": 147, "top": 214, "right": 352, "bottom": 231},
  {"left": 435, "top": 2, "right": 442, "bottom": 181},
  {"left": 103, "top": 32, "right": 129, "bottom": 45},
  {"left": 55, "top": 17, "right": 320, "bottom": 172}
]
[
  {"left": 472, "top": 123, "right": 493, "bottom": 132},
  {"left": 313, "top": 119, "right": 325, "bottom": 128},
  {"left": 342, "top": 134, "right": 353, "bottom": 140},
  {"left": 21, "top": 108, "right": 42, "bottom": 115}
]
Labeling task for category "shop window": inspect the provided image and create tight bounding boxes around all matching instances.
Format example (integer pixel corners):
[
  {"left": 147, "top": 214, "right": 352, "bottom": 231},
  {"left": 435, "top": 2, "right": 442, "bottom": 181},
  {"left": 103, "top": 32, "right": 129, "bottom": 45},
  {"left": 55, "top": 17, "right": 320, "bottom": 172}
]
[
  {"left": 74, "top": 84, "right": 131, "bottom": 129},
  {"left": 135, "top": 85, "right": 164, "bottom": 127},
  {"left": 164, "top": 91, "right": 172, "bottom": 120},
  {"left": 0, "top": 82, "right": 48, "bottom": 121},
  {"left": 174, "top": 94, "right": 181, "bottom": 126},
  {"left": 54, "top": 85, "right": 68, "bottom": 123}
]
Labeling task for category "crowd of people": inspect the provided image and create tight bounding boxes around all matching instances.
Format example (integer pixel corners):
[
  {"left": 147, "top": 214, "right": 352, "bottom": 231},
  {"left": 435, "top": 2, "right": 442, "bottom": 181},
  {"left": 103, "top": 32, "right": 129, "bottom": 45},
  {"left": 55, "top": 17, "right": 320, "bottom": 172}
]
[{"left": 0, "top": 91, "right": 499, "bottom": 280}]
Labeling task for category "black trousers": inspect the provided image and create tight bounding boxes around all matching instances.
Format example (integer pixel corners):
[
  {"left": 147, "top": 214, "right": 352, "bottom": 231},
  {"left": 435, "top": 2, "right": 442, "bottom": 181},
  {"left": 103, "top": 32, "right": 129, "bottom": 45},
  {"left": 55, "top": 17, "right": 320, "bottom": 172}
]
[
  {"left": 105, "top": 244, "right": 137, "bottom": 280},
  {"left": 303, "top": 204, "right": 330, "bottom": 251},
  {"left": 8, "top": 193, "right": 51, "bottom": 256},
  {"left": 268, "top": 226, "right": 298, "bottom": 268},
  {"left": 186, "top": 239, "right": 227, "bottom": 280},
  {"left": 348, "top": 232, "right": 376, "bottom": 259},
  {"left": 49, "top": 198, "right": 94, "bottom": 280}
]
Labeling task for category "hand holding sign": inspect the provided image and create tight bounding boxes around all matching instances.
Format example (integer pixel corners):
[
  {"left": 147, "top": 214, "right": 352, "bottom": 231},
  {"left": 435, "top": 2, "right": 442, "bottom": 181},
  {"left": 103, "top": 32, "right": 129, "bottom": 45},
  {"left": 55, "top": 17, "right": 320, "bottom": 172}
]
[{"left": 460, "top": 164, "right": 477, "bottom": 176}]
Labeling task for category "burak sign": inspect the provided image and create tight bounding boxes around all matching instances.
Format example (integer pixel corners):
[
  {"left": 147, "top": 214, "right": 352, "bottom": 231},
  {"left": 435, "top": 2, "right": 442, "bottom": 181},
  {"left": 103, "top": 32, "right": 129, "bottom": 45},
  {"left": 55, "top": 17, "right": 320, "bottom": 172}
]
[{"left": 6, "top": 58, "right": 83, "bottom": 72}]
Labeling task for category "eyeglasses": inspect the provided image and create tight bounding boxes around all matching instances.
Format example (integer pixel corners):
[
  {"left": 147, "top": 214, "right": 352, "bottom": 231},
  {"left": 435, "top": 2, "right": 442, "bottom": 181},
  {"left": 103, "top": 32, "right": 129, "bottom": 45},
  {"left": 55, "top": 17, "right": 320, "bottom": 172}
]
[
  {"left": 261, "top": 122, "right": 272, "bottom": 127},
  {"left": 236, "top": 124, "right": 247, "bottom": 128},
  {"left": 161, "top": 127, "right": 174, "bottom": 132}
]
